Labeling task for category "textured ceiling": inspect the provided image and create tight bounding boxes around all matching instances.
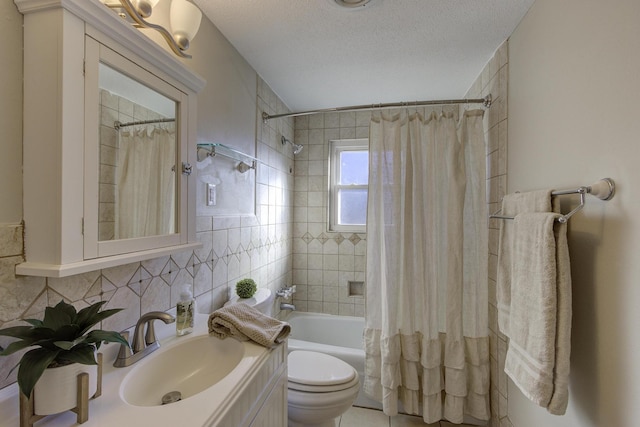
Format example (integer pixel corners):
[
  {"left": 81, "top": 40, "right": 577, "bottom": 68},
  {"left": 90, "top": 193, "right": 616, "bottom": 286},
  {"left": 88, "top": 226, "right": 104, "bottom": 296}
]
[{"left": 193, "top": 0, "right": 534, "bottom": 112}]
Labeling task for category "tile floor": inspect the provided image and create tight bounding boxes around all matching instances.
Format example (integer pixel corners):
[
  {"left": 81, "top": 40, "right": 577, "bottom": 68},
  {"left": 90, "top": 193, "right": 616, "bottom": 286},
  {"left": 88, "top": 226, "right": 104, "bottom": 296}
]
[{"left": 338, "top": 406, "right": 478, "bottom": 427}]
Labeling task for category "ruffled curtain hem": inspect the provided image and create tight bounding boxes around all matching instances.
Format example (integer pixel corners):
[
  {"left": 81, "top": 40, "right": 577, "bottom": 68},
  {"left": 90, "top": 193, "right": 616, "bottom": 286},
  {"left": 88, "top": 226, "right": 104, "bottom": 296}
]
[{"left": 364, "top": 328, "right": 491, "bottom": 424}]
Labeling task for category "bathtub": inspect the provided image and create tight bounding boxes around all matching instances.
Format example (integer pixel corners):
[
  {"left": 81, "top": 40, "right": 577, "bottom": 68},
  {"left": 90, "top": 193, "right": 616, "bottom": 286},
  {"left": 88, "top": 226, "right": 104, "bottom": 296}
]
[{"left": 286, "top": 311, "right": 382, "bottom": 410}]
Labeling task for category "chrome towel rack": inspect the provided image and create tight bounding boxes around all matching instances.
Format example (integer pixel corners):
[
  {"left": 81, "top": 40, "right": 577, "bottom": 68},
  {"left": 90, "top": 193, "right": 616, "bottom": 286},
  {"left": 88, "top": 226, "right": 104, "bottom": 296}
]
[
  {"left": 490, "top": 178, "right": 615, "bottom": 224},
  {"left": 196, "top": 142, "right": 260, "bottom": 173}
]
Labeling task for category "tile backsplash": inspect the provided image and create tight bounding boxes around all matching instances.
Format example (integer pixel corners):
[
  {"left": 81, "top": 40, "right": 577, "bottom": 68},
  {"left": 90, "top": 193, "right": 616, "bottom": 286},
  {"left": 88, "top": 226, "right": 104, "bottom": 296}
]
[{"left": 0, "top": 77, "right": 294, "bottom": 390}]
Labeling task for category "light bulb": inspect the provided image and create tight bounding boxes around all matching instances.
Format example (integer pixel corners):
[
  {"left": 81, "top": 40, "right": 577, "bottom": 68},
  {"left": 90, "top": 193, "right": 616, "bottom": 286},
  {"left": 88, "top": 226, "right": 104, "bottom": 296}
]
[
  {"left": 134, "top": 0, "right": 160, "bottom": 18},
  {"left": 170, "top": 0, "right": 202, "bottom": 51}
]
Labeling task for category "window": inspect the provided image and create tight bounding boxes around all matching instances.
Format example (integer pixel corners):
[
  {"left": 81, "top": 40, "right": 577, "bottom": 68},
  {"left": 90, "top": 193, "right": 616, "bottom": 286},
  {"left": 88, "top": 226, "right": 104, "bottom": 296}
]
[{"left": 329, "top": 139, "right": 369, "bottom": 232}]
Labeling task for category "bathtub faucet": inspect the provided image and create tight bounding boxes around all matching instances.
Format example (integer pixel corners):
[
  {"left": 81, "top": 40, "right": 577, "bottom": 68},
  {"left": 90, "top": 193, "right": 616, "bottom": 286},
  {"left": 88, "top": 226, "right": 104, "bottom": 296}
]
[
  {"left": 277, "top": 285, "right": 296, "bottom": 311},
  {"left": 276, "top": 285, "right": 296, "bottom": 299}
]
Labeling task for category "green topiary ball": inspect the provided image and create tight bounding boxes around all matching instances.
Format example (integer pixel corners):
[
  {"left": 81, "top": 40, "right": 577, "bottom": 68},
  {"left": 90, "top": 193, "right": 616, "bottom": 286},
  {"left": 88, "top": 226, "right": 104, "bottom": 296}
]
[{"left": 236, "top": 278, "right": 257, "bottom": 299}]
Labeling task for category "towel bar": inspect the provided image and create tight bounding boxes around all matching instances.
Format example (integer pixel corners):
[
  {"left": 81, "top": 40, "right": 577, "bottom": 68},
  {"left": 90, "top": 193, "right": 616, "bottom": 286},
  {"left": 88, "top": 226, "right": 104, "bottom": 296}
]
[{"left": 490, "top": 178, "right": 615, "bottom": 224}]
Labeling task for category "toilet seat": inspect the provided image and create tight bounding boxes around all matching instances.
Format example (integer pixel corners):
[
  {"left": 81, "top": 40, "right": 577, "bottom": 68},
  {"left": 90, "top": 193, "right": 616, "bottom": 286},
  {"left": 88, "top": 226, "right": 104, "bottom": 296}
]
[
  {"left": 288, "top": 375, "right": 360, "bottom": 393},
  {"left": 288, "top": 351, "right": 359, "bottom": 393}
]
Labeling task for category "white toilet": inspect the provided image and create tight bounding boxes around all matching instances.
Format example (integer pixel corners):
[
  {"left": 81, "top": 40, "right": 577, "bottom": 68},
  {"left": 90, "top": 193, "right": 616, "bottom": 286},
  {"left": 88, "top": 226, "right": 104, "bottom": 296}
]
[
  {"left": 224, "top": 287, "right": 274, "bottom": 316},
  {"left": 226, "top": 288, "right": 359, "bottom": 426},
  {"left": 287, "top": 350, "right": 359, "bottom": 427}
]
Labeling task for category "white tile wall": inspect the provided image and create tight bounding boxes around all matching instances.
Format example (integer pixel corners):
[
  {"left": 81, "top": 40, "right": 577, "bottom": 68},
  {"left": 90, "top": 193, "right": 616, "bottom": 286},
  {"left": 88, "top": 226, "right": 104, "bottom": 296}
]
[
  {"left": 291, "top": 112, "right": 368, "bottom": 316},
  {"left": 0, "top": 77, "right": 294, "bottom": 391},
  {"left": 464, "top": 40, "right": 509, "bottom": 427},
  {"left": 291, "top": 105, "right": 458, "bottom": 318}
]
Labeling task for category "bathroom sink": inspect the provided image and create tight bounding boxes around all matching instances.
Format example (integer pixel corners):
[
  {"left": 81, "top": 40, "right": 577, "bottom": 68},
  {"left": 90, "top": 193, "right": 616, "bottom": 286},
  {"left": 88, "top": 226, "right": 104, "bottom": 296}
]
[{"left": 120, "top": 334, "right": 245, "bottom": 407}]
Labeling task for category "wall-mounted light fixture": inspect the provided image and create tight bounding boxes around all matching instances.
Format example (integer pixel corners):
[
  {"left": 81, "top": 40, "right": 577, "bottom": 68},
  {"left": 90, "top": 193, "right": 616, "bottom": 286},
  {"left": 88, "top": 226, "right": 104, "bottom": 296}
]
[{"left": 104, "top": 0, "right": 202, "bottom": 58}]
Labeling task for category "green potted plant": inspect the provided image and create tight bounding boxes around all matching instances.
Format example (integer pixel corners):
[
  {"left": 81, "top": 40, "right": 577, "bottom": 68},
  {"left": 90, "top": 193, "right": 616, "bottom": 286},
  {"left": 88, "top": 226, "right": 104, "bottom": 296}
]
[
  {"left": 235, "top": 278, "right": 258, "bottom": 299},
  {"left": 0, "top": 300, "right": 128, "bottom": 414}
]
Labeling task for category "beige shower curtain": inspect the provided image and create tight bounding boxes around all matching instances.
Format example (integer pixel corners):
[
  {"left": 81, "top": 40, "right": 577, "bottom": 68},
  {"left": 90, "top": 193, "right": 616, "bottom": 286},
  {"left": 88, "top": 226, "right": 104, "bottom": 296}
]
[
  {"left": 116, "top": 124, "right": 176, "bottom": 239},
  {"left": 364, "top": 110, "right": 490, "bottom": 424}
]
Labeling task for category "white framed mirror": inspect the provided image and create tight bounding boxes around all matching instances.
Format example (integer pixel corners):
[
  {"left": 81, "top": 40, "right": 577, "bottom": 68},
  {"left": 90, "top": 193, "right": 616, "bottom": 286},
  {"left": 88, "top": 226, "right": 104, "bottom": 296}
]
[
  {"left": 98, "top": 62, "right": 177, "bottom": 240},
  {"left": 84, "top": 38, "right": 189, "bottom": 259}
]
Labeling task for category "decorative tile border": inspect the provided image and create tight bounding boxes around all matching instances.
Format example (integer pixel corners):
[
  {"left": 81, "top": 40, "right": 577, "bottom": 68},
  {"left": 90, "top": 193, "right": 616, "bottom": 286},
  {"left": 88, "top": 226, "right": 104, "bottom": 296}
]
[
  {"left": 299, "top": 231, "right": 365, "bottom": 247},
  {"left": 0, "top": 77, "right": 295, "bottom": 391}
]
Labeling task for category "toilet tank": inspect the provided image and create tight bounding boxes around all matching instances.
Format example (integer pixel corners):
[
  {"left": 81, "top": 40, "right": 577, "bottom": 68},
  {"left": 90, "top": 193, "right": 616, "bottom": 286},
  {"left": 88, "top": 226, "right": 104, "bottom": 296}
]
[{"left": 225, "top": 288, "right": 274, "bottom": 317}]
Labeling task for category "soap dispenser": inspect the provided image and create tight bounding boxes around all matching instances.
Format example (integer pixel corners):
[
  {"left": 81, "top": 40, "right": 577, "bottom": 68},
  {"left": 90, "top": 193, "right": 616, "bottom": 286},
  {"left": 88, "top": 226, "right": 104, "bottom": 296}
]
[{"left": 176, "top": 285, "right": 195, "bottom": 336}]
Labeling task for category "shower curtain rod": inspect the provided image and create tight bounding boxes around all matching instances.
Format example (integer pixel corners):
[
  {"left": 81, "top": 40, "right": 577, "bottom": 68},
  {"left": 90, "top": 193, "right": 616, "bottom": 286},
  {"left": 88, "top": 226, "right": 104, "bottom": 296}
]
[
  {"left": 261, "top": 94, "right": 492, "bottom": 122},
  {"left": 114, "top": 118, "right": 175, "bottom": 130}
]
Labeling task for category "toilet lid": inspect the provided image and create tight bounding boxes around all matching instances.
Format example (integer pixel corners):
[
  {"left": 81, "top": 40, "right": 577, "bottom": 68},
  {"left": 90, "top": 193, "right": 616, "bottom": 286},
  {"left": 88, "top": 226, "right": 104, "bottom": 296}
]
[
  {"left": 288, "top": 351, "right": 356, "bottom": 386},
  {"left": 225, "top": 288, "right": 270, "bottom": 307}
]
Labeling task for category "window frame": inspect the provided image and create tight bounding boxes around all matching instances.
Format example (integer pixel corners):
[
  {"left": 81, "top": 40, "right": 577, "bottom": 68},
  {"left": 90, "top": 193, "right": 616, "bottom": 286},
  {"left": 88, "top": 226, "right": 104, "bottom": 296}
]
[{"left": 328, "top": 138, "right": 369, "bottom": 233}]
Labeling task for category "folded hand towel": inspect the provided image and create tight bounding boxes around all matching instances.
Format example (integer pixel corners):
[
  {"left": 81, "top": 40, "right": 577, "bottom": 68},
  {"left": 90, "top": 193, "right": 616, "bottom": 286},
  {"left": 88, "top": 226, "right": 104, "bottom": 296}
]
[
  {"left": 496, "top": 190, "right": 554, "bottom": 337},
  {"left": 503, "top": 212, "right": 571, "bottom": 415},
  {"left": 208, "top": 303, "right": 291, "bottom": 347}
]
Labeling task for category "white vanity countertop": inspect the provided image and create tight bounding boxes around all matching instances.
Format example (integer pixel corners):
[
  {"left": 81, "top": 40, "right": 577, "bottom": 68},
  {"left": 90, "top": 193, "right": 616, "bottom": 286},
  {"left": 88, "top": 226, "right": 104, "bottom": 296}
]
[{"left": 0, "top": 313, "right": 271, "bottom": 427}]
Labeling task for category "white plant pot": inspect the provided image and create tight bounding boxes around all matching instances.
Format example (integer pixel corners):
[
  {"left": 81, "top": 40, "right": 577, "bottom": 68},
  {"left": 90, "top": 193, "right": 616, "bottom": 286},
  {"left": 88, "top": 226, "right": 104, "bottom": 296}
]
[{"left": 33, "top": 363, "right": 98, "bottom": 416}]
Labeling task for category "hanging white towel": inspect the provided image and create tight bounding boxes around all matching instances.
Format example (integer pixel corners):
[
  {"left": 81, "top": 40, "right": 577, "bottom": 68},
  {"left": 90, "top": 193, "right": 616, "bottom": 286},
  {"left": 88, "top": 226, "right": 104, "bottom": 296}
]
[
  {"left": 496, "top": 190, "right": 553, "bottom": 337},
  {"left": 503, "top": 212, "right": 572, "bottom": 415}
]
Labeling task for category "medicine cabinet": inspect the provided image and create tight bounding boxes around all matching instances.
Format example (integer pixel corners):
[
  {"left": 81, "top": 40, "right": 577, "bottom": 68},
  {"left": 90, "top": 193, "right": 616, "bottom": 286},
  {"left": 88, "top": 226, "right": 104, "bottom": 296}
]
[{"left": 14, "top": 0, "right": 206, "bottom": 277}]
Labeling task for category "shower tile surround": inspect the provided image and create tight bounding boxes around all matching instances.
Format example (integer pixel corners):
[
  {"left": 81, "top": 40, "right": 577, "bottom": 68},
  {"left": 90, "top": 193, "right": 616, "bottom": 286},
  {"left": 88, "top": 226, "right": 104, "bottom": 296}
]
[
  {"left": 291, "top": 112, "right": 369, "bottom": 316},
  {"left": 470, "top": 41, "right": 509, "bottom": 427},
  {"left": 0, "top": 36, "right": 509, "bottom": 427},
  {"left": 292, "top": 40, "right": 509, "bottom": 427},
  {"left": 0, "top": 77, "right": 295, "bottom": 390}
]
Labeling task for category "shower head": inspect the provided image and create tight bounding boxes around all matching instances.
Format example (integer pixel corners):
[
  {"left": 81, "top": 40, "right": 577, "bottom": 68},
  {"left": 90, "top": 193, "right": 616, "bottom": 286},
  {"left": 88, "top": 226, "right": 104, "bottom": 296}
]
[{"left": 281, "top": 136, "right": 303, "bottom": 155}]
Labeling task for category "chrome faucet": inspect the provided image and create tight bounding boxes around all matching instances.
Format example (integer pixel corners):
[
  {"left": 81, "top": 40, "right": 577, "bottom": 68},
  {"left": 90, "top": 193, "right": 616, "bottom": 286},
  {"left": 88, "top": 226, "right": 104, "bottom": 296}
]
[
  {"left": 280, "top": 303, "right": 296, "bottom": 311},
  {"left": 113, "top": 311, "right": 175, "bottom": 368},
  {"left": 276, "top": 285, "right": 296, "bottom": 299},
  {"left": 277, "top": 285, "right": 297, "bottom": 311}
]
